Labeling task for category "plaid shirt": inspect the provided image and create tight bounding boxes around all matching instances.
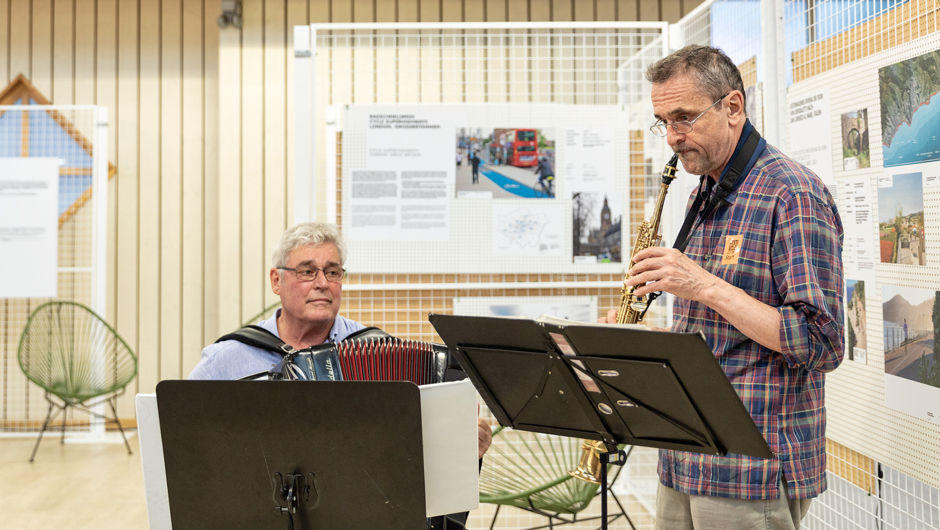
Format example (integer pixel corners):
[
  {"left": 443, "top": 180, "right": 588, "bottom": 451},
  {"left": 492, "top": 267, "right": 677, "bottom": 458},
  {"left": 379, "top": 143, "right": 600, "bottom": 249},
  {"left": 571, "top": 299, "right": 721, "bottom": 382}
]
[{"left": 659, "top": 143, "right": 844, "bottom": 500}]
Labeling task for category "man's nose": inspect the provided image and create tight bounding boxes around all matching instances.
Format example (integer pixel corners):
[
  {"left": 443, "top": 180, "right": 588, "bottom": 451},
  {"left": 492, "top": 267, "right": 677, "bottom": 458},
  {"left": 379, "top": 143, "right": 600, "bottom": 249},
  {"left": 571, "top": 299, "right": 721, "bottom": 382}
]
[
  {"left": 665, "top": 126, "right": 686, "bottom": 146},
  {"left": 311, "top": 270, "right": 332, "bottom": 287}
]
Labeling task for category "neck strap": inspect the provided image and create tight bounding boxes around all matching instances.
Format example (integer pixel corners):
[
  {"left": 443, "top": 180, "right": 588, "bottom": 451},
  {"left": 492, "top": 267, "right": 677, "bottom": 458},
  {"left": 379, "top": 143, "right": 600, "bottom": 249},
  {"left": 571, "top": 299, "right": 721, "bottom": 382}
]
[{"left": 673, "top": 121, "right": 765, "bottom": 253}]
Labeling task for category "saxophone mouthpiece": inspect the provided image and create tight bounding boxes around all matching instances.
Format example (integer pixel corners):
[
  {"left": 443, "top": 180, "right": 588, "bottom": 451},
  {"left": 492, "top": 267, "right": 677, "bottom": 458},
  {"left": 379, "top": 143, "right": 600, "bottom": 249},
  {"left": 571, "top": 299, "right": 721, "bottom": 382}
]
[{"left": 662, "top": 154, "right": 679, "bottom": 183}]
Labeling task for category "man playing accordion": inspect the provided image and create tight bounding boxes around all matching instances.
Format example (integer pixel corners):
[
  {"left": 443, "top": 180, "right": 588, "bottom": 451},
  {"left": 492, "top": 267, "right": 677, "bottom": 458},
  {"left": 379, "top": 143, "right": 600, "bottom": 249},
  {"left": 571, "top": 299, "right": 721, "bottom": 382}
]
[{"left": 189, "top": 221, "right": 492, "bottom": 529}]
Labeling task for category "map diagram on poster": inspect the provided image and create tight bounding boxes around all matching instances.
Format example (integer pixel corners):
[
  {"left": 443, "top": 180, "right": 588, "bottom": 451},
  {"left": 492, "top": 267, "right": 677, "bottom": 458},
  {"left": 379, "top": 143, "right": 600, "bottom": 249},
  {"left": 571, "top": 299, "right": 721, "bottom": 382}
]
[{"left": 492, "top": 204, "right": 563, "bottom": 256}]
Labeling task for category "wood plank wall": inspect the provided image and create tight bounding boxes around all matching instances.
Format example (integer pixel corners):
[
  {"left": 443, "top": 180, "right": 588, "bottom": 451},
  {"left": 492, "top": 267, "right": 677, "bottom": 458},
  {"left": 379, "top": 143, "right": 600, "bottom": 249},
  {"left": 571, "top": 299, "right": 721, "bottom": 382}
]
[{"left": 0, "top": 0, "right": 700, "bottom": 422}]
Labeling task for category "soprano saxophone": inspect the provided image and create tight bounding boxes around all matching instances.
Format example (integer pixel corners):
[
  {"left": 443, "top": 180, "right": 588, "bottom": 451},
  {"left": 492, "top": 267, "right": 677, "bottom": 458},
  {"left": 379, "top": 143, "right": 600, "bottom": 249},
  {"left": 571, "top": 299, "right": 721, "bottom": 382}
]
[{"left": 616, "top": 153, "right": 679, "bottom": 324}]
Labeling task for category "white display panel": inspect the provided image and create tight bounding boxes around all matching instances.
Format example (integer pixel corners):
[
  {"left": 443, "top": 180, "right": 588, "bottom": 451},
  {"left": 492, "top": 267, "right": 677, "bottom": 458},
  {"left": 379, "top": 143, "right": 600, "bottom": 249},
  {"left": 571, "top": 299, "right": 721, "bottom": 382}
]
[
  {"left": 452, "top": 295, "right": 598, "bottom": 322},
  {"left": 342, "top": 103, "right": 648, "bottom": 274},
  {"left": 787, "top": 32, "right": 940, "bottom": 489},
  {"left": 0, "top": 157, "right": 60, "bottom": 298}
]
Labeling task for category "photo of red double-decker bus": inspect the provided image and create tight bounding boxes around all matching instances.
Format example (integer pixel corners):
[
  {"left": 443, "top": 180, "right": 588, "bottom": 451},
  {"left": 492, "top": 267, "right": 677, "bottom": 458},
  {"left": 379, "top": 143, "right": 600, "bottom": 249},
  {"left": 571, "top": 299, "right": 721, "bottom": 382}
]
[
  {"left": 455, "top": 127, "right": 556, "bottom": 199},
  {"left": 498, "top": 129, "right": 539, "bottom": 167}
]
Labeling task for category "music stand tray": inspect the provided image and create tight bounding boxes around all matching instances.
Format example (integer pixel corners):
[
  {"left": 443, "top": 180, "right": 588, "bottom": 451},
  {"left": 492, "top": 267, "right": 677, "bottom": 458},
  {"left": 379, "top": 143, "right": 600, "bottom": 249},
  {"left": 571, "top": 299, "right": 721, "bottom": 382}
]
[
  {"left": 428, "top": 314, "right": 773, "bottom": 458},
  {"left": 156, "top": 380, "right": 428, "bottom": 529}
]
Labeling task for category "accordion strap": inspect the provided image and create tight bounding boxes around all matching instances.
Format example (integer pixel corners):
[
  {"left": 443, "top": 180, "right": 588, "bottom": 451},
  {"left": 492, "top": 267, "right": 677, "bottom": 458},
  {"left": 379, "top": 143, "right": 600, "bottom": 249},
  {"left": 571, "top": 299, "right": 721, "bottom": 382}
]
[
  {"left": 217, "top": 324, "right": 393, "bottom": 357},
  {"left": 216, "top": 325, "right": 296, "bottom": 356},
  {"left": 342, "top": 326, "right": 391, "bottom": 341}
]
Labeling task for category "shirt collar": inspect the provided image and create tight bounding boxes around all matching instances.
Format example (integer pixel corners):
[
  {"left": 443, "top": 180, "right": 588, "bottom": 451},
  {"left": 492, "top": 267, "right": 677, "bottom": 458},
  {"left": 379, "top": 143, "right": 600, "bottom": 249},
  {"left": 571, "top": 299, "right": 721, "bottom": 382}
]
[{"left": 266, "top": 308, "right": 341, "bottom": 344}]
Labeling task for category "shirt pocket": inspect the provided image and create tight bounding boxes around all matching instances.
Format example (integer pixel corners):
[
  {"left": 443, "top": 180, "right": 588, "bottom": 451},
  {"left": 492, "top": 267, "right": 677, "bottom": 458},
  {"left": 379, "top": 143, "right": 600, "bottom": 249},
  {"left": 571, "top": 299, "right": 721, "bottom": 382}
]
[{"left": 711, "top": 230, "right": 776, "bottom": 304}]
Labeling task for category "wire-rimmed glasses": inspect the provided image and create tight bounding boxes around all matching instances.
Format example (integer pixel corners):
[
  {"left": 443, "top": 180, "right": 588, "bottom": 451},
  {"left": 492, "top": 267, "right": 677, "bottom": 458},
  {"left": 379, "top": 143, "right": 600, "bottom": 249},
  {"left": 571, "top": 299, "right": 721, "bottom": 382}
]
[
  {"left": 278, "top": 266, "right": 347, "bottom": 283},
  {"left": 649, "top": 92, "right": 730, "bottom": 138}
]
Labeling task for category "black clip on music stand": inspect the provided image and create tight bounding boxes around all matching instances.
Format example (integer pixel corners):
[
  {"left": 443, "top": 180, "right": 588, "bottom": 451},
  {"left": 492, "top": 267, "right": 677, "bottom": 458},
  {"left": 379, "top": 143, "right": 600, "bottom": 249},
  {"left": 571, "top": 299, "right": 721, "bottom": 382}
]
[
  {"left": 428, "top": 314, "right": 774, "bottom": 530},
  {"left": 155, "top": 380, "right": 428, "bottom": 530}
]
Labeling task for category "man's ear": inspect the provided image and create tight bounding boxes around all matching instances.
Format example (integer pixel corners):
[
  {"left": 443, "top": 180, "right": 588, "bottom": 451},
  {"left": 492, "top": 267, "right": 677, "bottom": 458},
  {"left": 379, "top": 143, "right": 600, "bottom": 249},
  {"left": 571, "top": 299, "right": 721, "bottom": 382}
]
[
  {"left": 728, "top": 90, "right": 746, "bottom": 126},
  {"left": 270, "top": 268, "right": 281, "bottom": 295}
]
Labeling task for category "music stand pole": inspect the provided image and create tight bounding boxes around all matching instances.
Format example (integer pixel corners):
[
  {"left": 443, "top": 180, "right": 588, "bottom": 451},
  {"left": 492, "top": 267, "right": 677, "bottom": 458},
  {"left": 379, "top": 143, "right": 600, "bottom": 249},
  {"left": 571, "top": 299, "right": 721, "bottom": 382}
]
[{"left": 600, "top": 449, "right": 627, "bottom": 530}]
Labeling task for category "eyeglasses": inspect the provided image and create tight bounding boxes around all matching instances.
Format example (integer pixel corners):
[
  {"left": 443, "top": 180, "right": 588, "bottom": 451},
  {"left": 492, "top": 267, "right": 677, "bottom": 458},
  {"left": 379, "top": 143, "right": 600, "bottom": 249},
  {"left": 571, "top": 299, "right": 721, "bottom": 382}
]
[
  {"left": 649, "top": 93, "right": 729, "bottom": 138},
  {"left": 278, "top": 266, "right": 346, "bottom": 283}
]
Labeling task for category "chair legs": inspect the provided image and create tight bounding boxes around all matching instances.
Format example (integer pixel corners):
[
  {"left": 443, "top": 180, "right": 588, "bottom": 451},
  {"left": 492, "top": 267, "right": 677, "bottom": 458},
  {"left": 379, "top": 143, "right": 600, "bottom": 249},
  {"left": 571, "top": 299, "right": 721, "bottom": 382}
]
[
  {"left": 29, "top": 399, "right": 63, "bottom": 463},
  {"left": 28, "top": 393, "right": 133, "bottom": 462},
  {"left": 488, "top": 504, "right": 500, "bottom": 530},
  {"left": 107, "top": 396, "right": 133, "bottom": 455}
]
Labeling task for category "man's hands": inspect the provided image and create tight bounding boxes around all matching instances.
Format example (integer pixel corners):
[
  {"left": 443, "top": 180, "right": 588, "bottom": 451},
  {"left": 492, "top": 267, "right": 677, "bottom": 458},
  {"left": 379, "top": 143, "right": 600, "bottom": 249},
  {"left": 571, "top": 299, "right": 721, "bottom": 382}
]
[
  {"left": 614, "top": 246, "right": 783, "bottom": 351},
  {"left": 596, "top": 247, "right": 720, "bottom": 332},
  {"left": 598, "top": 307, "right": 669, "bottom": 331},
  {"left": 477, "top": 403, "right": 492, "bottom": 459},
  {"left": 624, "top": 247, "right": 720, "bottom": 302}
]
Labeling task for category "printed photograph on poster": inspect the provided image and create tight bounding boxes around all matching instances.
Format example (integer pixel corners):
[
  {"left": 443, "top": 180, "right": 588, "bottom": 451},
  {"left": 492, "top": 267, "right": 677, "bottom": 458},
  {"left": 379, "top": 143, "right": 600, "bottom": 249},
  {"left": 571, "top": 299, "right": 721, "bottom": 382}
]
[
  {"left": 879, "top": 48, "right": 940, "bottom": 168},
  {"left": 897, "top": 161, "right": 940, "bottom": 187},
  {"left": 846, "top": 279, "right": 867, "bottom": 364},
  {"left": 840, "top": 109, "right": 870, "bottom": 170},
  {"left": 877, "top": 171, "right": 926, "bottom": 266},
  {"left": 455, "top": 127, "right": 556, "bottom": 199},
  {"left": 572, "top": 192, "right": 622, "bottom": 264},
  {"left": 492, "top": 203, "right": 564, "bottom": 256},
  {"left": 745, "top": 83, "right": 763, "bottom": 134},
  {"left": 882, "top": 285, "right": 939, "bottom": 389}
]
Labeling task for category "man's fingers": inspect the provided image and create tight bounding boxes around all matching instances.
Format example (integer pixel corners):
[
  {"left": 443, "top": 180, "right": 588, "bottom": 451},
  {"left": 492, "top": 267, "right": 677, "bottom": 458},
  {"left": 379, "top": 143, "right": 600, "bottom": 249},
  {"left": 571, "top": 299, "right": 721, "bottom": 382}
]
[
  {"left": 599, "top": 308, "right": 619, "bottom": 323},
  {"left": 477, "top": 416, "right": 493, "bottom": 458}
]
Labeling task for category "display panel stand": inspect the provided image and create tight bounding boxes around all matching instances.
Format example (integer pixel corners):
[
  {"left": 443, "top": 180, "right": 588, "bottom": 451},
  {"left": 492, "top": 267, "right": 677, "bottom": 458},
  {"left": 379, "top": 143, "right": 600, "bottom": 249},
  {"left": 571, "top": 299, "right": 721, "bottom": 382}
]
[
  {"left": 429, "top": 314, "right": 773, "bottom": 529},
  {"left": 155, "top": 380, "right": 428, "bottom": 530}
]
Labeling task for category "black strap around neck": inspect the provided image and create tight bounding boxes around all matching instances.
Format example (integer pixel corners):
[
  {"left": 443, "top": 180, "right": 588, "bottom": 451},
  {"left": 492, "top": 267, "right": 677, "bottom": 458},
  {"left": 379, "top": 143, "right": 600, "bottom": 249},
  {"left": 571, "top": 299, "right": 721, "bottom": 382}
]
[
  {"left": 673, "top": 123, "right": 764, "bottom": 253},
  {"left": 217, "top": 325, "right": 295, "bottom": 355}
]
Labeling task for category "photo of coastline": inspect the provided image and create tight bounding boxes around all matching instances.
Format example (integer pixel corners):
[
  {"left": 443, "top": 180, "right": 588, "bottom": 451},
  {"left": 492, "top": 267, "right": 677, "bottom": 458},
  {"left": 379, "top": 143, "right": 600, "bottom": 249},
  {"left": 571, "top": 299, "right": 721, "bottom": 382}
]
[
  {"left": 841, "top": 109, "right": 870, "bottom": 170},
  {"left": 877, "top": 171, "right": 926, "bottom": 266},
  {"left": 879, "top": 48, "right": 940, "bottom": 167}
]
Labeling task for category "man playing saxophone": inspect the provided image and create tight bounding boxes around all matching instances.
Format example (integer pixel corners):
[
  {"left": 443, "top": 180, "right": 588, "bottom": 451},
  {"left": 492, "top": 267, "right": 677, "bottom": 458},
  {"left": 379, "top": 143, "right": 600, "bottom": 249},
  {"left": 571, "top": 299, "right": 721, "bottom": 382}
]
[{"left": 602, "top": 45, "right": 844, "bottom": 530}]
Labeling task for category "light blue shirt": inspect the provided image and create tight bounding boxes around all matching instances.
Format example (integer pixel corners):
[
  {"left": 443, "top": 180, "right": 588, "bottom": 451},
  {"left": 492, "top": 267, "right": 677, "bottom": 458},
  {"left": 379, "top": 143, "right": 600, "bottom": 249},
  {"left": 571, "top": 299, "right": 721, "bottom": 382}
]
[{"left": 188, "top": 309, "right": 365, "bottom": 380}]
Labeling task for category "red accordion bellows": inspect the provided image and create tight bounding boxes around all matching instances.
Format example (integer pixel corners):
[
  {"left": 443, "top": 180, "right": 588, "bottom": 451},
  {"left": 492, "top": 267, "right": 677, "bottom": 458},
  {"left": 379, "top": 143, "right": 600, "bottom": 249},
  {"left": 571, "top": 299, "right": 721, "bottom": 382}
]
[{"left": 336, "top": 337, "right": 444, "bottom": 385}]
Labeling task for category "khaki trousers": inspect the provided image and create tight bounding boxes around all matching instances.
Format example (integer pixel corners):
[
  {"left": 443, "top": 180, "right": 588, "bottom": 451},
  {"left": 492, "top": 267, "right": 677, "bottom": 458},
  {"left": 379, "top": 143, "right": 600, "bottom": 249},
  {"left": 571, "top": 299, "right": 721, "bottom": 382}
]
[{"left": 654, "top": 478, "right": 813, "bottom": 530}]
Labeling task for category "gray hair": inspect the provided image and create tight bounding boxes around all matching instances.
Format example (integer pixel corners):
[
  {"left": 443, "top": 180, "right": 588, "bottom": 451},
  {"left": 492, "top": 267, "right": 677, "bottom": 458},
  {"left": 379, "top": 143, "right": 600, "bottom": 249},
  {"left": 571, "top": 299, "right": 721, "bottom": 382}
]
[
  {"left": 271, "top": 222, "right": 347, "bottom": 269},
  {"left": 646, "top": 45, "right": 746, "bottom": 112}
]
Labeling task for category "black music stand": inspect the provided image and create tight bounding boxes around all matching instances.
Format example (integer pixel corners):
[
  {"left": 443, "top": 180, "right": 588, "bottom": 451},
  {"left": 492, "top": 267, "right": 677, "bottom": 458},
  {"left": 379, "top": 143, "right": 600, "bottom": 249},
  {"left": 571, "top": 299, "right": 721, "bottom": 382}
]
[
  {"left": 155, "top": 380, "right": 427, "bottom": 530},
  {"left": 428, "top": 314, "right": 773, "bottom": 528}
]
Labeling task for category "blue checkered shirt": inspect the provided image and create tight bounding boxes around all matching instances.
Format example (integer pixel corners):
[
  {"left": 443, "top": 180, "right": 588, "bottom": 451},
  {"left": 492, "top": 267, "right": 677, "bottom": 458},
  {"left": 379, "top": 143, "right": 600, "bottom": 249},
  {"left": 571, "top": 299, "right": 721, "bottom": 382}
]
[{"left": 660, "top": 143, "right": 845, "bottom": 500}]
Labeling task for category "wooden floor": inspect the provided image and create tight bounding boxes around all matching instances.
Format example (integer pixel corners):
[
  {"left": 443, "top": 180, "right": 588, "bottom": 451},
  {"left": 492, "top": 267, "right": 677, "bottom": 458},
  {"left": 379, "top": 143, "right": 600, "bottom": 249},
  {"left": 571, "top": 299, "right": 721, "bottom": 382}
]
[
  {"left": 0, "top": 434, "right": 652, "bottom": 529},
  {"left": 1, "top": 436, "right": 149, "bottom": 529}
]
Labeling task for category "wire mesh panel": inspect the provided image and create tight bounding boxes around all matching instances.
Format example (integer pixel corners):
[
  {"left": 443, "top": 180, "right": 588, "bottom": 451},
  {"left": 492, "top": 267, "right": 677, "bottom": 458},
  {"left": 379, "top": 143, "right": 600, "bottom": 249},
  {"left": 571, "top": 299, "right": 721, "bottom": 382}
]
[
  {"left": 672, "top": 0, "right": 767, "bottom": 134},
  {"left": 0, "top": 105, "right": 108, "bottom": 435},
  {"left": 784, "top": 0, "right": 930, "bottom": 85},
  {"left": 298, "top": 23, "right": 671, "bottom": 234},
  {"left": 290, "top": 21, "right": 678, "bottom": 327}
]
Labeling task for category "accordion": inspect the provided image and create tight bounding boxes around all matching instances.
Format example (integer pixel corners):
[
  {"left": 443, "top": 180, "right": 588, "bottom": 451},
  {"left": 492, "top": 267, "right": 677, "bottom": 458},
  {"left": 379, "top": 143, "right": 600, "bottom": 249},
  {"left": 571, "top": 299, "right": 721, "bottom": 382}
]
[{"left": 235, "top": 327, "right": 450, "bottom": 385}]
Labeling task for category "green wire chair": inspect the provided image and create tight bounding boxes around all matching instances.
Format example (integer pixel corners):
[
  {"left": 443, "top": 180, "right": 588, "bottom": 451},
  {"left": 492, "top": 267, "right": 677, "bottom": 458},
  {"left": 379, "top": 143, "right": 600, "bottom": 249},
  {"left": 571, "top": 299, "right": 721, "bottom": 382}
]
[
  {"left": 17, "top": 301, "right": 138, "bottom": 462},
  {"left": 479, "top": 426, "right": 635, "bottom": 530}
]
